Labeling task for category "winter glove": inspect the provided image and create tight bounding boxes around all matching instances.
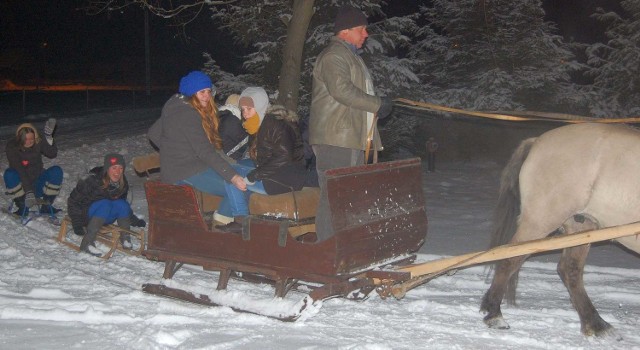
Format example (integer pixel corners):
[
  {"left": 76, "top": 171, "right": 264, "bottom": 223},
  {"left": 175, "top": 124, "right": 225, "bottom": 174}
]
[
  {"left": 243, "top": 177, "right": 255, "bottom": 186},
  {"left": 377, "top": 97, "right": 394, "bottom": 119},
  {"left": 246, "top": 169, "right": 257, "bottom": 183},
  {"left": 72, "top": 224, "right": 86, "bottom": 236},
  {"left": 44, "top": 118, "right": 56, "bottom": 145},
  {"left": 130, "top": 213, "right": 147, "bottom": 228}
]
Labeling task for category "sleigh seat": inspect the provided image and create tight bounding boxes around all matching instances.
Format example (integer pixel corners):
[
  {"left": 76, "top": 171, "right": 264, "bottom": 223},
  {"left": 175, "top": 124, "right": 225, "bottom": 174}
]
[{"left": 132, "top": 152, "right": 320, "bottom": 235}]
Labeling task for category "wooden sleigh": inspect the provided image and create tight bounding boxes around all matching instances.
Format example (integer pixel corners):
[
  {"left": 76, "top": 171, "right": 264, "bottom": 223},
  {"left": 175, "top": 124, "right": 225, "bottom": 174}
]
[{"left": 140, "top": 157, "right": 429, "bottom": 320}]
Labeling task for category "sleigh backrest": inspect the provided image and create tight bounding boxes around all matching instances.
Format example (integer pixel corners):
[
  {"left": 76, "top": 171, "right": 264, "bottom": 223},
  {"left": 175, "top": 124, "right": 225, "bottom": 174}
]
[{"left": 144, "top": 181, "right": 209, "bottom": 250}]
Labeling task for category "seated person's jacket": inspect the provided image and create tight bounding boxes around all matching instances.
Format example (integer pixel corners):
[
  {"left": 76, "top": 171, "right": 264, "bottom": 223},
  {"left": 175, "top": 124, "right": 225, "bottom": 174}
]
[{"left": 67, "top": 167, "right": 145, "bottom": 235}]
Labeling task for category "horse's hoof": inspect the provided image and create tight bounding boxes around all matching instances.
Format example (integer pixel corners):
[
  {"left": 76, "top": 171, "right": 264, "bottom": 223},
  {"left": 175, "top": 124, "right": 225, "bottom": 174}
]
[
  {"left": 484, "top": 316, "right": 510, "bottom": 329},
  {"left": 583, "top": 318, "right": 619, "bottom": 339},
  {"left": 591, "top": 326, "right": 622, "bottom": 341}
]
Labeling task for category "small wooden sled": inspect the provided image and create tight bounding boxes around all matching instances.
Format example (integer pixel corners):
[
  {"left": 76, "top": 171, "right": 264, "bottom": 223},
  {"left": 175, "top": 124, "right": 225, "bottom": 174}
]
[{"left": 57, "top": 216, "right": 145, "bottom": 259}]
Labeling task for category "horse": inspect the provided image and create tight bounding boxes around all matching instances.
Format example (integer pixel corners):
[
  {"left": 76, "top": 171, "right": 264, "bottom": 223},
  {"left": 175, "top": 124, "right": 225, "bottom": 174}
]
[{"left": 480, "top": 122, "right": 640, "bottom": 337}]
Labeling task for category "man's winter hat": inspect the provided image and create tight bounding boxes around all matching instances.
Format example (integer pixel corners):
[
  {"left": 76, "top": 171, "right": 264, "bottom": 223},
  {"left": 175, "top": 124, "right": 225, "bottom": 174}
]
[
  {"left": 104, "top": 153, "right": 125, "bottom": 171},
  {"left": 334, "top": 5, "right": 368, "bottom": 34},
  {"left": 239, "top": 87, "right": 270, "bottom": 121},
  {"left": 179, "top": 71, "right": 214, "bottom": 97}
]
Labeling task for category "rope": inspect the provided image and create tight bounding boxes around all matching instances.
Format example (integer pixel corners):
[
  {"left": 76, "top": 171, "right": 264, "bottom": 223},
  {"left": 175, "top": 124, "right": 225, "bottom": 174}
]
[{"left": 394, "top": 98, "right": 640, "bottom": 124}]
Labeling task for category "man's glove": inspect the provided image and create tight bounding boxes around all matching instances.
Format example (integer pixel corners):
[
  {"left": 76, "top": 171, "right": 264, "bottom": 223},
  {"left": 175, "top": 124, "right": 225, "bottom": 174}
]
[
  {"left": 72, "top": 224, "right": 86, "bottom": 236},
  {"left": 377, "top": 97, "right": 394, "bottom": 119},
  {"left": 130, "top": 214, "right": 147, "bottom": 228},
  {"left": 44, "top": 118, "right": 56, "bottom": 145}
]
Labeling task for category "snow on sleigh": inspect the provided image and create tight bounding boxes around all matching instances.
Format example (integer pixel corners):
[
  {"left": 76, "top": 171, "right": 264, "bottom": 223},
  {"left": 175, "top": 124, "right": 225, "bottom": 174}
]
[{"left": 139, "top": 157, "right": 428, "bottom": 320}]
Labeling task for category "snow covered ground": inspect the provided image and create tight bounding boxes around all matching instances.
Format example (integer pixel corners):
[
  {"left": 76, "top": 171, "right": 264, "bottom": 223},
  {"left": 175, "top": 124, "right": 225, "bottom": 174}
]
[{"left": 1, "top": 107, "right": 640, "bottom": 349}]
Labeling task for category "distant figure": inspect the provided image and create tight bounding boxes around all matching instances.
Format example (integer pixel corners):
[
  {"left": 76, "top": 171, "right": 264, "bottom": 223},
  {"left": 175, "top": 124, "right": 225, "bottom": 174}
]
[
  {"left": 426, "top": 137, "right": 439, "bottom": 172},
  {"left": 4, "top": 119, "right": 63, "bottom": 217},
  {"left": 218, "top": 93, "right": 249, "bottom": 160},
  {"left": 309, "top": 5, "right": 394, "bottom": 241},
  {"left": 148, "top": 71, "right": 247, "bottom": 223},
  {"left": 67, "top": 153, "right": 146, "bottom": 257}
]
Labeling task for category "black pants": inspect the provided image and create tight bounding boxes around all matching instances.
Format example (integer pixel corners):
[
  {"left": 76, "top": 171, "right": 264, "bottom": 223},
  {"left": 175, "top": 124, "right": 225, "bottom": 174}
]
[{"left": 312, "top": 144, "right": 363, "bottom": 241}]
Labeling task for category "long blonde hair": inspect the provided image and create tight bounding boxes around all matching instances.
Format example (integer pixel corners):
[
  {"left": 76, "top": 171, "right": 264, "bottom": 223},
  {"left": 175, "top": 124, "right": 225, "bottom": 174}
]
[{"left": 188, "top": 95, "right": 223, "bottom": 149}]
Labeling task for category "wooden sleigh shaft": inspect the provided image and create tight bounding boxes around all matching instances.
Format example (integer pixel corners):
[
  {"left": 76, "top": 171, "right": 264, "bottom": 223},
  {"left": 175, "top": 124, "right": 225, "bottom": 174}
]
[{"left": 379, "top": 221, "right": 640, "bottom": 299}]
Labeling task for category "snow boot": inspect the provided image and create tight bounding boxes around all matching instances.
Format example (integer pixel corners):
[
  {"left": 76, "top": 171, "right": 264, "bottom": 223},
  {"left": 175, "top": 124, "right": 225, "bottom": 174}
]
[
  {"left": 40, "top": 195, "right": 62, "bottom": 214},
  {"left": 24, "top": 191, "right": 36, "bottom": 210},
  {"left": 117, "top": 216, "right": 132, "bottom": 250},
  {"left": 11, "top": 195, "right": 27, "bottom": 218},
  {"left": 80, "top": 217, "right": 105, "bottom": 257},
  {"left": 84, "top": 243, "right": 103, "bottom": 257},
  {"left": 213, "top": 210, "right": 233, "bottom": 225}
]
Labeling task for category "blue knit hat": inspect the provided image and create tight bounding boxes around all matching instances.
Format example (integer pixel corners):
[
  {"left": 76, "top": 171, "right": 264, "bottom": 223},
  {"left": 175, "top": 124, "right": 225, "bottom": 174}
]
[{"left": 179, "top": 71, "right": 214, "bottom": 96}]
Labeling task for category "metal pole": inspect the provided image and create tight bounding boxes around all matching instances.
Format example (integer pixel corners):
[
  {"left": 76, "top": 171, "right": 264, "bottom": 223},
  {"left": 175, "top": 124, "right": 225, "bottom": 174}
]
[{"left": 144, "top": 8, "right": 151, "bottom": 96}]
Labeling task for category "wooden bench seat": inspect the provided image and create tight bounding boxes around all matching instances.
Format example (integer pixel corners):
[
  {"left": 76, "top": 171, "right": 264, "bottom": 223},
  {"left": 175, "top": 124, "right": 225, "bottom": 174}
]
[
  {"left": 133, "top": 152, "right": 319, "bottom": 234},
  {"left": 57, "top": 216, "right": 145, "bottom": 259}
]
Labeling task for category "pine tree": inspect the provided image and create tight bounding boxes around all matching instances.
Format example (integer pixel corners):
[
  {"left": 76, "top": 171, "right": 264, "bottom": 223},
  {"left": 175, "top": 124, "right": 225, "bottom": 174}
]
[
  {"left": 205, "top": 1, "right": 424, "bottom": 158},
  {"left": 206, "top": 1, "right": 422, "bottom": 109},
  {"left": 585, "top": 0, "right": 640, "bottom": 118},
  {"left": 413, "top": 0, "right": 582, "bottom": 112}
]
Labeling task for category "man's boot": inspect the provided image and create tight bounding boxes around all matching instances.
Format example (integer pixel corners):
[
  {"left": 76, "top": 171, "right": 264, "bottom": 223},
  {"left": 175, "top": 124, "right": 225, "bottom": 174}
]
[
  {"left": 117, "top": 216, "right": 132, "bottom": 249},
  {"left": 80, "top": 217, "right": 105, "bottom": 257}
]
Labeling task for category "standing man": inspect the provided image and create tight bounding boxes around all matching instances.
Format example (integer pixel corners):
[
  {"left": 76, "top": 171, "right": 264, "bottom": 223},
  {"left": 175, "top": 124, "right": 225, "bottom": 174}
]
[{"left": 309, "top": 5, "right": 394, "bottom": 241}]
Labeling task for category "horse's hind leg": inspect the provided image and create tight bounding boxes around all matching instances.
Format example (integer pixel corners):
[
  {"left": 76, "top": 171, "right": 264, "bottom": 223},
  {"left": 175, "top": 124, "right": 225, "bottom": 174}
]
[
  {"left": 480, "top": 254, "right": 528, "bottom": 329},
  {"left": 557, "top": 215, "right": 614, "bottom": 337}
]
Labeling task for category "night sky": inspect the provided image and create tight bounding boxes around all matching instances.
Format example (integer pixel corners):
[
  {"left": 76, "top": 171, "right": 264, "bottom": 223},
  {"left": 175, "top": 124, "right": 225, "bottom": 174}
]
[
  {"left": 0, "top": 1, "right": 622, "bottom": 86},
  {"left": 1, "top": 0, "right": 235, "bottom": 85}
]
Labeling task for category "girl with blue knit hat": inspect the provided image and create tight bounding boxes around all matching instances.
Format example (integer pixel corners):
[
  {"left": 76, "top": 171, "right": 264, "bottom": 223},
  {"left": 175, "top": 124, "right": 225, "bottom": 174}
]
[{"left": 148, "top": 71, "right": 250, "bottom": 222}]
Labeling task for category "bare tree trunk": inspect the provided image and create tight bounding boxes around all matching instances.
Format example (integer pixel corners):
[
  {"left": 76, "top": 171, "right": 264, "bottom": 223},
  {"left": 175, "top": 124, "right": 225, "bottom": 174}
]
[{"left": 277, "top": 0, "right": 315, "bottom": 111}]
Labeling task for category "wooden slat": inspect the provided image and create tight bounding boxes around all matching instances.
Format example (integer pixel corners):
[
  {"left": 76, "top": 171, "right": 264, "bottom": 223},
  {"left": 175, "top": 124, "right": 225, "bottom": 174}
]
[{"left": 287, "top": 224, "right": 315, "bottom": 238}]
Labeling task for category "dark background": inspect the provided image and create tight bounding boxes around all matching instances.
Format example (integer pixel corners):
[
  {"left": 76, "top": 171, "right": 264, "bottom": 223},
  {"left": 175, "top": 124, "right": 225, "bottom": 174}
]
[{"left": 0, "top": 1, "right": 622, "bottom": 87}]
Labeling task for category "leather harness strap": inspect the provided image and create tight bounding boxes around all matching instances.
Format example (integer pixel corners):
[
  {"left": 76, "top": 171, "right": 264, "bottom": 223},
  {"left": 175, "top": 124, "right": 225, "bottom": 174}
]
[{"left": 364, "top": 114, "right": 378, "bottom": 164}]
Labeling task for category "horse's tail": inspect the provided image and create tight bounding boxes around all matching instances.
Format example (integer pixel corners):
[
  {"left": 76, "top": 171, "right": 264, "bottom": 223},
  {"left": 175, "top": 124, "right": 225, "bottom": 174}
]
[{"left": 488, "top": 137, "right": 536, "bottom": 304}]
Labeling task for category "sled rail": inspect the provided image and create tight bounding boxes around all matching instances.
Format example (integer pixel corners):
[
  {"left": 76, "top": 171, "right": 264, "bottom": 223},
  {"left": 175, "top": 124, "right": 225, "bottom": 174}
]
[{"left": 57, "top": 216, "right": 145, "bottom": 259}]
